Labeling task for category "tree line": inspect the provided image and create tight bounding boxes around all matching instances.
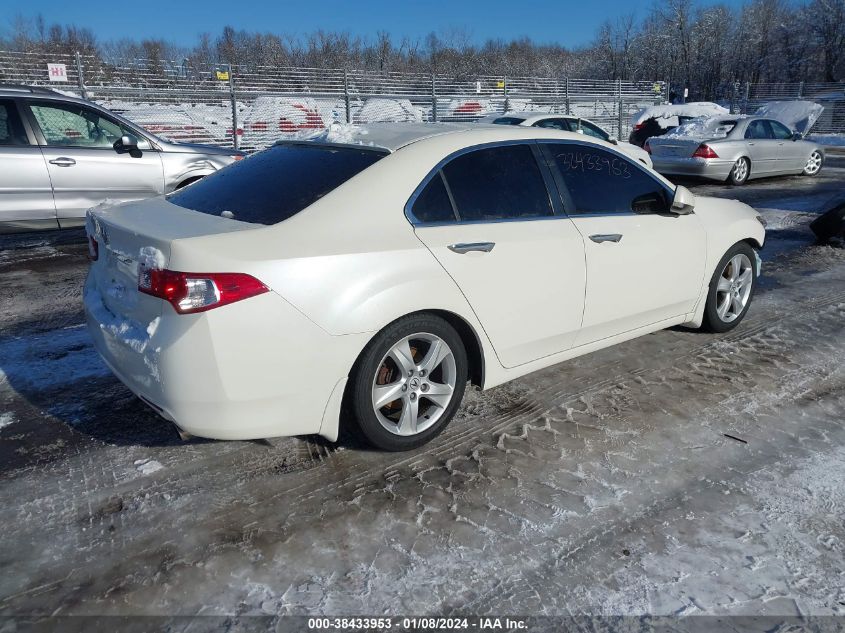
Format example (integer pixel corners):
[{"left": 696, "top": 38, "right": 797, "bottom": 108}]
[{"left": 3, "top": 0, "right": 843, "bottom": 99}]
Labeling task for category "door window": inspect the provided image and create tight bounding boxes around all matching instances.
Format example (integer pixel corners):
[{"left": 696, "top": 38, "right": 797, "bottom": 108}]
[
  {"left": 769, "top": 120, "right": 793, "bottom": 140},
  {"left": 28, "top": 101, "right": 145, "bottom": 148},
  {"left": 0, "top": 100, "right": 29, "bottom": 145},
  {"left": 745, "top": 120, "right": 773, "bottom": 140},
  {"left": 576, "top": 120, "right": 610, "bottom": 141},
  {"left": 440, "top": 144, "right": 553, "bottom": 222},
  {"left": 545, "top": 143, "right": 671, "bottom": 214},
  {"left": 533, "top": 118, "right": 570, "bottom": 131}
]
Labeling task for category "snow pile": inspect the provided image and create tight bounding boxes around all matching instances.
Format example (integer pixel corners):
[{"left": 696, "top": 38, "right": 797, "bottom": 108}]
[
  {"left": 663, "top": 117, "right": 738, "bottom": 140},
  {"left": 139, "top": 246, "right": 166, "bottom": 271},
  {"left": 0, "top": 412, "right": 16, "bottom": 430},
  {"left": 807, "top": 133, "right": 845, "bottom": 147},
  {"left": 83, "top": 286, "right": 158, "bottom": 355},
  {"left": 631, "top": 102, "right": 729, "bottom": 128},
  {"left": 356, "top": 98, "right": 422, "bottom": 123},
  {"left": 297, "top": 122, "right": 369, "bottom": 145},
  {"left": 754, "top": 100, "right": 823, "bottom": 134},
  {"left": 134, "top": 459, "right": 164, "bottom": 475}
]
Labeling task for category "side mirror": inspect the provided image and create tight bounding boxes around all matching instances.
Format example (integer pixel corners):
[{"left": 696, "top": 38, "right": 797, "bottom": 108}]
[
  {"left": 608, "top": 136, "right": 619, "bottom": 145},
  {"left": 791, "top": 131, "right": 803, "bottom": 141},
  {"left": 114, "top": 134, "right": 140, "bottom": 155},
  {"left": 671, "top": 185, "right": 696, "bottom": 214}
]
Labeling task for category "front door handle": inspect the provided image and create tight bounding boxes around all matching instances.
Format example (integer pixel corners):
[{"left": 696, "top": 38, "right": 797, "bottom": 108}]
[
  {"left": 589, "top": 234, "right": 623, "bottom": 244},
  {"left": 447, "top": 242, "right": 495, "bottom": 254},
  {"left": 49, "top": 157, "right": 76, "bottom": 167}
]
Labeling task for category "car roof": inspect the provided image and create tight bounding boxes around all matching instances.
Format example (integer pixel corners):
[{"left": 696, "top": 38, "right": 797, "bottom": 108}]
[{"left": 283, "top": 122, "right": 610, "bottom": 156}]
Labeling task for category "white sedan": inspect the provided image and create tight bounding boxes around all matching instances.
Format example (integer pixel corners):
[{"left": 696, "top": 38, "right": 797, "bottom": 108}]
[
  {"left": 84, "top": 123, "right": 765, "bottom": 451},
  {"left": 479, "top": 111, "right": 653, "bottom": 167}
]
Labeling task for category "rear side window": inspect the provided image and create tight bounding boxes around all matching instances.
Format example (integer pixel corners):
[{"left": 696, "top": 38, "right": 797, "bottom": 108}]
[
  {"left": 491, "top": 117, "right": 525, "bottom": 125},
  {"left": 441, "top": 145, "right": 553, "bottom": 222},
  {"left": 545, "top": 143, "right": 670, "bottom": 214},
  {"left": 745, "top": 120, "right": 773, "bottom": 140},
  {"left": 168, "top": 144, "right": 385, "bottom": 225},
  {"left": 412, "top": 173, "right": 456, "bottom": 223},
  {"left": 533, "top": 118, "right": 570, "bottom": 131},
  {"left": 0, "top": 100, "right": 29, "bottom": 145}
]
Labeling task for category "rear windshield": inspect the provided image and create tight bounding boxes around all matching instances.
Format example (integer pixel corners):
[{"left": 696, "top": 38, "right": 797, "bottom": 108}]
[
  {"left": 492, "top": 117, "right": 526, "bottom": 125},
  {"left": 168, "top": 143, "right": 386, "bottom": 225}
]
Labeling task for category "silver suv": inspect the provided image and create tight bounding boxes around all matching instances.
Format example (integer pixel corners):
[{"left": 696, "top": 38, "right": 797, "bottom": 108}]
[{"left": 0, "top": 85, "right": 244, "bottom": 233}]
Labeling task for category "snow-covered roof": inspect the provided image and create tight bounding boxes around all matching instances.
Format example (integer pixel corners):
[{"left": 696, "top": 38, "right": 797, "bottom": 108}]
[
  {"left": 288, "top": 122, "right": 473, "bottom": 151},
  {"left": 754, "top": 100, "right": 824, "bottom": 135}
]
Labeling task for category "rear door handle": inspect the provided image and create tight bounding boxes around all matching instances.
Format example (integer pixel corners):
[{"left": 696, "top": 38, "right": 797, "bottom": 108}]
[
  {"left": 49, "top": 157, "right": 76, "bottom": 167},
  {"left": 589, "top": 233, "right": 623, "bottom": 243},
  {"left": 447, "top": 242, "right": 495, "bottom": 254}
]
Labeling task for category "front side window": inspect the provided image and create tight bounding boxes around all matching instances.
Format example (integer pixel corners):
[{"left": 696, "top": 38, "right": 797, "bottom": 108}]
[
  {"left": 745, "top": 120, "right": 773, "bottom": 140},
  {"left": 545, "top": 143, "right": 670, "bottom": 214},
  {"left": 769, "top": 120, "right": 793, "bottom": 139},
  {"left": 440, "top": 144, "right": 553, "bottom": 222},
  {"left": 169, "top": 143, "right": 385, "bottom": 225},
  {"left": 533, "top": 118, "right": 569, "bottom": 131},
  {"left": 578, "top": 120, "right": 610, "bottom": 141},
  {"left": 0, "top": 100, "right": 29, "bottom": 145},
  {"left": 28, "top": 101, "right": 143, "bottom": 148}
]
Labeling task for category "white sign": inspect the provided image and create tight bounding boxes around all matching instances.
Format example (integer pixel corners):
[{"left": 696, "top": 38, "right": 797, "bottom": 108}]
[
  {"left": 683, "top": 87, "right": 689, "bottom": 98},
  {"left": 47, "top": 63, "right": 68, "bottom": 82}
]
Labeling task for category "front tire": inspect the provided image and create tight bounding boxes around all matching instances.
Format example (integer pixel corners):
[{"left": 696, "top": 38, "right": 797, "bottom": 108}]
[
  {"left": 702, "top": 242, "right": 757, "bottom": 333},
  {"left": 349, "top": 314, "right": 468, "bottom": 451},
  {"left": 802, "top": 150, "right": 823, "bottom": 177},
  {"left": 727, "top": 157, "right": 750, "bottom": 185}
]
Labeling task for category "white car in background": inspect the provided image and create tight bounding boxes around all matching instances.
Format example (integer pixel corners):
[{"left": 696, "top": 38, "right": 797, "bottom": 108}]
[
  {"left": 84, "top": 123, "right": 764, "bottom": 451},
  {"left": 481, "top": 111, "right": 652, "bottom": 167}
]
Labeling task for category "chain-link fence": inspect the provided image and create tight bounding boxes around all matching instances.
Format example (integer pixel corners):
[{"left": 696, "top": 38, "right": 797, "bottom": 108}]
[
  {"left": 3, "top": 49, "right": 843, "bottom": 152},
  {"left": 721, "top": 81, "right": 845, "bottom": 134}
]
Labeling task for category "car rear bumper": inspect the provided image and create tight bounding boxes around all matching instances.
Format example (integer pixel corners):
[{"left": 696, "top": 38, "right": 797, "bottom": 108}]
[
  {"left": 652, "top": 156, "right": 735, "bottom": 180},
  {"left": 84, "top": 272, "right": 367, "bottom": 440}
]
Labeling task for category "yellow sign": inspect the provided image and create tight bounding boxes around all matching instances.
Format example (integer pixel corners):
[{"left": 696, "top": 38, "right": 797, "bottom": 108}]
[
  {"left": 216, "top": 70, "right": 230, "bottom": 81},
  {"left": 496, "top": 80, "right": 505, "bottom": 88},
  {"left": 653, "top": 82, "right": 662, "bottom": 93}
]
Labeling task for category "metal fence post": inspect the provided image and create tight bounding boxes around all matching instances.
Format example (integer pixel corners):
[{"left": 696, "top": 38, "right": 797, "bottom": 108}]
[
  {"left": 227, "top": 64, "right": 239, "bottom": 151},
  {"left": 743, "top": 82, "right": 750, "bottom": 114},
  {"left": 798, "top": 81, "right": 804, "bottom": 98},
  {"left": 431, "top": 74, "right": 437, "bottom": 123},
  {"left": 564, "top": 77, "right": 570, "bottom": 115},
  {"left": 75, "top": 51, "right": 87, "bottom": 99},
  {"left": 617, "top": 79, "right": 623, "bottom": 139},
  {"left": 503, "top": 77, "right": 509, "bottom": 113},
  {"left": 344, "top": 70, "right": 352, "bottom": 123}
]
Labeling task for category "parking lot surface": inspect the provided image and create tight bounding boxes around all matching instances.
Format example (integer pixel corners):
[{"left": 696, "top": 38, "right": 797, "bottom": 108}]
[{"left": 1, "top": 153, "right": 844, "bottom": 617}]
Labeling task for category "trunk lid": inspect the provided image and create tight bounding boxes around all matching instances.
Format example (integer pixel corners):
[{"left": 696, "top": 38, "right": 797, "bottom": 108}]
[
  {"left": 648, "top": 137, "right": 705, "bottom": 158},
  {"left": 87, "top": 197, "right": 257, "bottom": 327}
]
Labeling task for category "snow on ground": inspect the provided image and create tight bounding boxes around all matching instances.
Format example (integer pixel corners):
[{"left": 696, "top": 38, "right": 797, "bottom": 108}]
[
  {"left": 754, "top": 100, "right": 823, "bottom": 135},
  {"left": 0, "top": 412, "right": 16, "bottom": 430},
  {"left": 1, "top": 160, "right": 844, "bottom": 618},
  {"left": 807, "top": 133, "right": 845, "bottom": 147}
]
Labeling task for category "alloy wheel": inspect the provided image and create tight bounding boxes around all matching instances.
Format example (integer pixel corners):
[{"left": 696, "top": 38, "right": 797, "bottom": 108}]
[
  {"left": 804, "top": 151, "right": 822, "bottom": 175},
  {"left": 715, "top": 253, "right": 753, "bottom": 323},
  {"left": 732, "top": 158, "right": 749, "bottom": 183},
  {"left": 371, "top": 333, "right": 457, "bottom": 437}
]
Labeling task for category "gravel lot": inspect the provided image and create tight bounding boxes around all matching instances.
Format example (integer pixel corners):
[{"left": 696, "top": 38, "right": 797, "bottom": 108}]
[{"left": 1, "top": 153, "right": 844, "bottom": 619}]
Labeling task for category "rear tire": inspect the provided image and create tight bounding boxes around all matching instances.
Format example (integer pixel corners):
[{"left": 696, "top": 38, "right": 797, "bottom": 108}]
[
  {"left": 727, "top": 157, "right": 750, "bottom": 186},
  {"left": 349, "top": 314, "right": 468, "bottom": 451},
  {"left": 802, "top": 150, "right": 823, "bottom": 177},
  {"left": 702, "top": 242, "right": 757, "bottom": 333}
]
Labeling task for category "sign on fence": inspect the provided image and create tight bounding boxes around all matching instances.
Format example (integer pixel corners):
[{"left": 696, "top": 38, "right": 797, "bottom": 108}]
[{"left": 46, "top": 63, "right": 68, "bottom": 82}]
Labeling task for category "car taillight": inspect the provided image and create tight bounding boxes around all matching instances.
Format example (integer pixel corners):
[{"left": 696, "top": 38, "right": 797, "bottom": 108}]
[
  {"left": 634, "top": 122, "right": 644, "bottom": 130},
  {"left": 643, "top": 140, "right": 652, "bottom": 154},
  {"left": 693, "top": 144, "right": 719, "bottom": 159},
  {"left": 87, "top": 235, "right": 99, "bottom": 261},
  {"left": 139, "top": 269, "right": 268, "bottom": 314},
  {"left": 231, "top": 154, "right": 244, "bottom": 161}
]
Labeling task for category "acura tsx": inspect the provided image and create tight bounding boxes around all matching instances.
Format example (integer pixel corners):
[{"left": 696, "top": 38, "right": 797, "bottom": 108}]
[{"left": 84, "top": 123, "right": 765, "bottom": 451}]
